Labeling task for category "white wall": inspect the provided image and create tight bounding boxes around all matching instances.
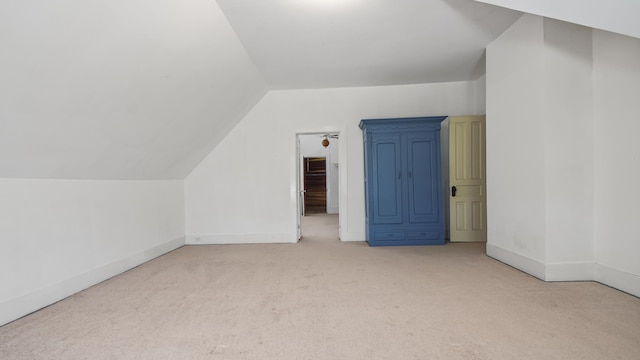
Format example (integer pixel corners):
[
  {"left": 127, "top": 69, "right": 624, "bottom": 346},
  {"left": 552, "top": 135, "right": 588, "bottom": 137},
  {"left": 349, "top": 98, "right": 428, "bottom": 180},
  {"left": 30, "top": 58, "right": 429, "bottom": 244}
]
[
  {"left": 475, "top": 75, "right": 487, "bottom": 114},
  {"left": 541, "top": 18, "right": 594, "bottom": 279},
  {"left": 592, "top": 30, "right": 640, "bottom": 295},
  {"left": 487, "top": 15, "right": 594, "bottom": 279},
  {"left": 299, "top": 134, "right": 340, "bottom": 214},
  {"left": 486, "top": 14, "right": 547, "bottom": 275},
  {"left": 185, "top": 81, "right": 481, "bottom": 244},
  {"left": 0, "top": 179, "right": 185, "bottom": 326},
  {"left": 487, "top": 14, "right": 640, "bottom": 296}
]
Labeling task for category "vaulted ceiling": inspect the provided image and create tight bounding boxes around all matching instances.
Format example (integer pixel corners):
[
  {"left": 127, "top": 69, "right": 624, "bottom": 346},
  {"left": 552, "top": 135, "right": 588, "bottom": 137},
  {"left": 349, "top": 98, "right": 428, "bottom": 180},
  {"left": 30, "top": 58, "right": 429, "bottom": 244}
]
[
  {"left": 0, "top": 1, "right": 559, "bottom": 180},
  {"left": 0, "top": 0, "right": 267, "bottom": 179},
  {"left": 216, "top": 0, "right": 521, "bottom": 89}
]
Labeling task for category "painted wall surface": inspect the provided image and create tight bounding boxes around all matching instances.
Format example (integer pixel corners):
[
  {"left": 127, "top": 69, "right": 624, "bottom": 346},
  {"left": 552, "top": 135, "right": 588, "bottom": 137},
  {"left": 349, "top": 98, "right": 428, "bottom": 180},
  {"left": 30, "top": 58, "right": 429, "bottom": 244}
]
[
  {"left": 593, "top": 30, "right": 640, "bottom": 295},
  {"left": 487, "top": 14, "right": 640, "bottom": 295},
  {"left": 0, "top": 0, "right": 267, "bottom": 179},
  {"left": 0, "top": 179, "right": 185, "bottom": 326},
  {"left": 299, "top": 134, "right": 340, "bottom": 214},
  {"left": 486, "top": 14, "right": 547, "bottom": 270},
  {"left": 185, "top": 82, "right": 481, "bottom": 244},
  {"left": 475, "top": 75, "right": 487, "bottom": 114},
  {"left": 474, "top": 0, "right": 640, "bottom": 39},
  {"left": 542, "top": 19, "right": 594, "bottom": 274}
]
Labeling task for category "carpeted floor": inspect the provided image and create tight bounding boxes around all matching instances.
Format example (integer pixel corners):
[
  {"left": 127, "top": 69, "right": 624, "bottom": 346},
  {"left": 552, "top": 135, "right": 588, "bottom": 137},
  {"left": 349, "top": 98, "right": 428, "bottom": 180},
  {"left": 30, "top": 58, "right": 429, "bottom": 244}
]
[{"left": 1, "top": 214, "right": 639, "bottom": 359}]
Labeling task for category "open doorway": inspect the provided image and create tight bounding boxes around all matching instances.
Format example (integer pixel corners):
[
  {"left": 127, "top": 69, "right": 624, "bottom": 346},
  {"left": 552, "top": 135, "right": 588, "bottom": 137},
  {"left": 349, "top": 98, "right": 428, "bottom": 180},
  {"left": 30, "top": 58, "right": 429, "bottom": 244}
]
[
  {"left": 296, "top": 133, "right": 340, "bottom": 242},
  {"left": 303, "top": 157, "right": 327, "bottom": 214}
]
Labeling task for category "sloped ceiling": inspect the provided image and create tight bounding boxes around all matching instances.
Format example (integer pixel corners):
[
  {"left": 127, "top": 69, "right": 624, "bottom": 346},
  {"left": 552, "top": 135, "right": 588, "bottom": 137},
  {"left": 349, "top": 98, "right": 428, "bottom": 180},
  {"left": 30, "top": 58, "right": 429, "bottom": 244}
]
[
  {"left": 1, "top": 0, "right": 523, "bottom": 180},
  {"left": 215, "top": 0, "right": 522, "bottom": 89},
  {"left": 3, "top": 1, "right": 632, "bottom": 181},
  {"left": 0, "top": 0, "right": 267, "bottom": 179},
  {"left": 474, "top": 0, "right": 640, "bottom": 39}
]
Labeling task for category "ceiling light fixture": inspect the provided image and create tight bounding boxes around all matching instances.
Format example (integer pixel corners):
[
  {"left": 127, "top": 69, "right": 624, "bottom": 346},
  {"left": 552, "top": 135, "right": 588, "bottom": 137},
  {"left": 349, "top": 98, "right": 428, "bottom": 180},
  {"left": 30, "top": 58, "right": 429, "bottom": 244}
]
[
  {"left": 321, "top": 134, "right": 338, "bottom": 148},
  {"left": 322, "top": 135, "right": 330, "bottom": 148}
]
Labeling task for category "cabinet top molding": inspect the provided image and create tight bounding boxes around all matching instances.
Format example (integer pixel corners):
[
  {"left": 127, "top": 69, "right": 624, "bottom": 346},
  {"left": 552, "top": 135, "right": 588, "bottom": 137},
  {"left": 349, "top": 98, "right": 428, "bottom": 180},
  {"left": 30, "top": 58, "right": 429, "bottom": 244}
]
[
  {"left": 359, "top": 116, "right": 448, "bottom": 130},
  {"left": 359, "top": 116, "right": 447, "bottom": 132}
]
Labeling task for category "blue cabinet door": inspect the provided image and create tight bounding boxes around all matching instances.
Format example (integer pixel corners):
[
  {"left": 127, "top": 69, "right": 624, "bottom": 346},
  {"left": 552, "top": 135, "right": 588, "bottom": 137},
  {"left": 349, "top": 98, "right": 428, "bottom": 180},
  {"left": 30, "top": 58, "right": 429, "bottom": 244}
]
[
  {"left": 371, "top": 134, "right": 403, "bottom": 225},
  {"left": 406, "top": 131, "right": 439, "bottom": 224}
]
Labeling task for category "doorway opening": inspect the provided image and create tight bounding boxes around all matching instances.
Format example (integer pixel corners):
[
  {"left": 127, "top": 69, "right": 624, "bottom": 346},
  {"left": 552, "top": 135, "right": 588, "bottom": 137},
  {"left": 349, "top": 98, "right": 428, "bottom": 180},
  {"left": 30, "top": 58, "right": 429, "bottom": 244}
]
[
  {"left": 296, "top": 133, "right": 341, "bottom": 242},
  {"left": 303, "top": 157, "right": 327, "bottom": 214}
]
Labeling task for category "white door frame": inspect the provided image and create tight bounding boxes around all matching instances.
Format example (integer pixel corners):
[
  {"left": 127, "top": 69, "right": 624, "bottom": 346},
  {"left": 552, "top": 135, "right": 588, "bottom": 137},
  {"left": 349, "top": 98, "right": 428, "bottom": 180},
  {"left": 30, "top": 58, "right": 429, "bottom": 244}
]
[{"left": 295, "top": 131, "right": 343, "bottom": 241}]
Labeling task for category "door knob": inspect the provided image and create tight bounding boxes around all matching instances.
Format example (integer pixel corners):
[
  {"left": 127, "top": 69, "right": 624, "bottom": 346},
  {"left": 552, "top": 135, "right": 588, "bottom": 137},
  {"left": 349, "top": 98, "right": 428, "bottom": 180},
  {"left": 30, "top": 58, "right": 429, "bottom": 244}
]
[{"left": 452, "top": 186, "right": 457, "bottom": 197}]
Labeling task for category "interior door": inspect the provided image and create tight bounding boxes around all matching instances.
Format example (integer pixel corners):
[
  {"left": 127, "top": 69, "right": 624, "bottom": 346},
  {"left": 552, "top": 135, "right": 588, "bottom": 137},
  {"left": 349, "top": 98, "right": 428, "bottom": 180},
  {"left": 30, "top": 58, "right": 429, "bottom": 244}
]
[{"left": 449, "top": 115, "right": 487, "bottom": 242}]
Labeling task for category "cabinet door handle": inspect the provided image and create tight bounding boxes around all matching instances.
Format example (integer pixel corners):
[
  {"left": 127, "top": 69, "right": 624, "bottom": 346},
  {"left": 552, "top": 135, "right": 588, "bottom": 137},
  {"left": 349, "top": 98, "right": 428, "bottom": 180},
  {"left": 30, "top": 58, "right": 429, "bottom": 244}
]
[
  {"left": 408, "top": 170, "right": 412, "bottom": 178},
  {"left": 452, "top": 186, "right": 457, "bottom": 197},
  {"left": 398, "top": 172, "right": 401, "bottom": 180}
]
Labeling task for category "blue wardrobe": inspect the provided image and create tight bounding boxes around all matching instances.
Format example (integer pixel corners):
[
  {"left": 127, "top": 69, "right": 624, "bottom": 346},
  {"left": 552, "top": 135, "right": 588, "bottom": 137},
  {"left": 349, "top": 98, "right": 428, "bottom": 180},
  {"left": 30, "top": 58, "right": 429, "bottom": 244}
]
[{"left": 359, "top": 116, "right": 446, "bottom": 246}]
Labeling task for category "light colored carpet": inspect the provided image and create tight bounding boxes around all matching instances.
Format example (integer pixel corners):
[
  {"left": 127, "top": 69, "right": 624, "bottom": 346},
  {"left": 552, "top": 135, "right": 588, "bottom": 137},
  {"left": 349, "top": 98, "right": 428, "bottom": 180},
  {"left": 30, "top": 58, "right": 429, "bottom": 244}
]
[{"left": 1, "top": 214, "right": 639, "bottom": 359}]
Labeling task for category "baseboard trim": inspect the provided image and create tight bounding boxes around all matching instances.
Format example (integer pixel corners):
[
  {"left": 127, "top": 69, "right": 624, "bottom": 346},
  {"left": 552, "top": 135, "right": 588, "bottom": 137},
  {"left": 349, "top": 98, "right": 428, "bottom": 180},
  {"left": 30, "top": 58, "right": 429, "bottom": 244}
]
[
  {"left": 187, "top": 232, "right": 365, "bottom": 244},
  {"left": 545, "top": 262, "right": 595, "bottom": 281},
  {"left": 186, "top": 233, "right": 296, "bottom": 244},
  {"left": 338, "top": 232, "right": 366, "bottom": 242},
  {"left": 0, "top": 237, "right": 185, "bottom": 327},
  {"left": 595, "top": 264, "right": 640, "bottom": 298},
  {"left": 487, "top": 244, "right": 640, "bottom": 297},
  {"left": 486, "top": 243, "right": 546, "bottom": 280}
]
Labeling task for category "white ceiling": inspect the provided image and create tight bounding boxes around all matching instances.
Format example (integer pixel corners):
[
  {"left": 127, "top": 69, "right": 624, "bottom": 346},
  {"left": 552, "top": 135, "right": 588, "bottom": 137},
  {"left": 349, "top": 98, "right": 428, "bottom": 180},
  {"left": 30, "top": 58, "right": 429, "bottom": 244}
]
[{"left": 215, "top": 0, "right": 522, "bottom": 89}]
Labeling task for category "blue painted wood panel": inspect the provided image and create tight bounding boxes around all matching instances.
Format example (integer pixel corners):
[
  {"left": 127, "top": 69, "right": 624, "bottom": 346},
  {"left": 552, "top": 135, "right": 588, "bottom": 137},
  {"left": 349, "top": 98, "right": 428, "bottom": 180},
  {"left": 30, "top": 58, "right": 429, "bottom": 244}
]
[
  {"left": 371, "top": 134, "right": 403, "bottom": 224},
  {"left": 407, "top": 131, "right": 438, "bottom": 223},
  {"left": 360, "top": 116, "right": 446, "bottom": 246}
]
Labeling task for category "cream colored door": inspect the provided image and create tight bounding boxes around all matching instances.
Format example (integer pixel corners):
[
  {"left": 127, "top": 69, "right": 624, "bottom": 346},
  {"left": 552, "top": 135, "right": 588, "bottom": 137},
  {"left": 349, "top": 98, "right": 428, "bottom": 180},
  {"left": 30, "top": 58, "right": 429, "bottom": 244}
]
[{"left": 449, "top": 116, "right": 486, "bottom": 242}]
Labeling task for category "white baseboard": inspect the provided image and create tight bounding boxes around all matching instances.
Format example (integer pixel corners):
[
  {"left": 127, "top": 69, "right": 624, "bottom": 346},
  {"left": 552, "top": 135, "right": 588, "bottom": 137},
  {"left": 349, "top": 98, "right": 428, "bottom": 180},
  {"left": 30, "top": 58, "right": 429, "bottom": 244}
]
[
  {"left": 486, "top": 244, "right": 640, "bottom": 297},
  {"left": 187, "top": 231, "right": 365, "bottom": 244},
  {"left": 595, "top": 264, "right": 640, "bottom": 298},
  {"left": 545, "top": 262, "right": 595, "bottom": 281},
  {"left": 0, "top": 236, "right": 185, "bottom": 327},
  {"left": 339, "top": 231, "right": 366, "bottom": 242},
  {"left": 486, "top": 243, "right": 546, "bottom": 280},
  {"left": 186, "top": 233, "right": 296, "bottom": 244}
]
